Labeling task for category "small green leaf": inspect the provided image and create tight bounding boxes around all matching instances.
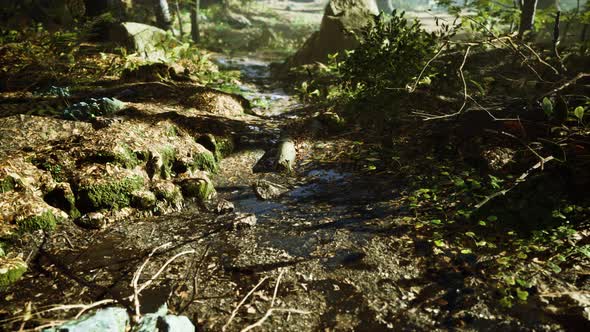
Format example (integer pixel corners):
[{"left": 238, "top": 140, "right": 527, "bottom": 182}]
[
  {"left": 542, "top": 97, "right": 553, "bottom": 116},
  {"left": 487, "top": 215, "right": 498, "bottom": 222},
  {"left": 516, "top": 288, "right": 529, "bottom": 301},
  {"left": 434, "top": 239, "right": 445, "bottom": 247},
  {"left": 431, "top": 219, "right": 442, "bottom": 225},
  {"left": 547, "top": 262, "right": 562, "bottom": 273},
  {"left": 578, "top": 245, "right": 590, "bottom": 258},
  {"left": 476, "top": 240, "right": 487, "bottom": 247},
  {"left": 460, "top": 249, "right": 472, "bottom": 254},
  {"left": 496, "top": 257, "right": 510, "bottom": 265},
  {"left": 478, "top": 220, "right": 487, "bottom": 226},
  {"left": 574, "top": 106, "right": 585, "bottom": 122}
]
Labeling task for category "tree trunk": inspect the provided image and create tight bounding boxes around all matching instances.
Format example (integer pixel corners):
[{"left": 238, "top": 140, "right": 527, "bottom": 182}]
[
  {"left": 191, "top": 0, "right": 200, "bottom": 43},
  {"left": 155, "top": 0, "right": 172, "bottom": 30},
  {"left": 175, "top": 0, "right": 184, "bottom": 36},
  {"left": 518, "top": 0, "right": 539, "bottom": 38}
]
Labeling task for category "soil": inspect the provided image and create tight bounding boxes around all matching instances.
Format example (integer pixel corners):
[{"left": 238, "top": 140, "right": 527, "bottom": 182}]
[{"left": 0, "top": 2, "right": 588, "bottom": 332}]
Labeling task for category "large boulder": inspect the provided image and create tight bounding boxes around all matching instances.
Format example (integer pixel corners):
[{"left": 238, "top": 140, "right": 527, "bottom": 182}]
[
  {"left": 285, "top": 0, "right": 379, "bottom": 67},
  {"left": 105, "top": 22, "right": 174, "bottom": 61},
  {"left": 376, "top": 0, "right": 394, "bottom": 14}
]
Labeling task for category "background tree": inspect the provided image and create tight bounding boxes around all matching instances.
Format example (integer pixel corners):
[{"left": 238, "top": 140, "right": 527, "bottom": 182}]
[
  {"left": 155, "top": 0, "right": 173, "bottom": 30},
  {"left": 519, "top": 0, "right": 539, "bottom": 37},
  {"left": 191, "top": 0, "right": 200, "bottom": 43}
]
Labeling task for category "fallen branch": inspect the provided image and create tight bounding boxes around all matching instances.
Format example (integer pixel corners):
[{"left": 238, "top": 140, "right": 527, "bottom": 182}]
[
  {"left": 475, "top": 155, "right": 556, "bottom": 209},
  {"left": 222, "top": 276, "right": 269, "bottom": 332},
  {"left": 130, "top": 242, "right": 172, "bottom": 318},
  {"left": 418, "top": 45, "right": 472, "bottom": 121},
  {"left": 240, "top": 308, "right": 311, "bottom": 332},
  {"left": 240, "top": 269, "right": 310, "bottom": 332},
  {"left": 541, "top": 72, "right": 590, "bottom": 98}
]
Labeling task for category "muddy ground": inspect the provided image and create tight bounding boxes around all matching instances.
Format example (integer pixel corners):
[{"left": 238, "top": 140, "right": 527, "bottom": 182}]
[
  {"left": 0, "top": 54, "right": 581, "bottom": 331},
  {"left": 0, "top": 2, "right": 588, "bottom": 332}
]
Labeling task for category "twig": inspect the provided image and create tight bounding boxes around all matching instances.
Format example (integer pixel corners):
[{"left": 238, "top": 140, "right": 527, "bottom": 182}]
[
  {"left": 541, "top": 73, "right": 590, "bottom": 98},
  {"left": 222, "top": 276, "right": 269, "bottom": 332},
  {"left": 475, "top": 155, "right": 556, "bottom": 209},
  {"left": 0, "top": 300, "right": 116, "bottom": 326},
  {"left": 130, "top": 242, "right": 172, "bottom": 318},
  {"left": 271, "top": 269, "right": 285, "bottom": 308},
  {"left": 419, "top": 46, "right": 472, "bottom": 121},
  {"left": 409, "top": 42, "right": 449, "bottom": 93},
  {"left": 240, "top": 308, "right": 311, "bottom": 332}
]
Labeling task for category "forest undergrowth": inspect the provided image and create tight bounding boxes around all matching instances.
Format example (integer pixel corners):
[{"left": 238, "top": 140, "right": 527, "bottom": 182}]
[{"left": 285, "top": 9, "right": 590, "bottom": 317}]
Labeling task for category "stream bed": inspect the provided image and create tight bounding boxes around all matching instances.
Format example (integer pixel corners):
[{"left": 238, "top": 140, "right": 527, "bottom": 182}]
[{"left": 1, "top": 56, "right": 570, "bottom": 332}]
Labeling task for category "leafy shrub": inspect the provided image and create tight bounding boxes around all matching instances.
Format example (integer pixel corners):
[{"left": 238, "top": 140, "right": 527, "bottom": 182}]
[{"left": 338, "top": 10, "right": 440, "bottom": 97}]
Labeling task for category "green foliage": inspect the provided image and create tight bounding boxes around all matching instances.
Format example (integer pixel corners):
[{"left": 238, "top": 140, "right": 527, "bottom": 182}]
[
  {"left": 17, "top": 211, "right": 61, "bottom": 233},
  {"left": 338, "top": 11, "right": 441, "bottom": 97}
]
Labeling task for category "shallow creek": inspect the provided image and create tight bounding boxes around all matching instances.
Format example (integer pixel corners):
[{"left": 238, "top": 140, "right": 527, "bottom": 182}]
[{"left": 2, "top": 55, "right": 562, "bottom": 332}]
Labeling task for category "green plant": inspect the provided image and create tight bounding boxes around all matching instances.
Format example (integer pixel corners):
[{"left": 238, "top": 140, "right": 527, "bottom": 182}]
[{"left": 338, "top": 11, "right": 441, "bottom": 97}]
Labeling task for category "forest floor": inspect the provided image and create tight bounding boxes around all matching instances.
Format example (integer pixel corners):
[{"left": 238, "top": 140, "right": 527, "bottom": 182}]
[{"left": 1, "top": 1, "right": 589, "bottom": 331}]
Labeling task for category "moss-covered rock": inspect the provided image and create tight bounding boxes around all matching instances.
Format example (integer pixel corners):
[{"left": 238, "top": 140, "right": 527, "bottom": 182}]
[
  {"left": 178, "top": 176, "right": 216, "bottom": 202},
  {"left": 1, "top": 191, "right": 68, "bottom": 233},
  {"left": 17, "top": 211, "right": 61, "bottom": 233},
  {"left": 131, "top": 190, "right": 157, "bottom": 210},
  {"left": 197, "top": 134, "right": 235, "bottom": 161},
  {"left": 0, "top": 256, "right": 27, "bottom": 289},
  {"left": 147, "top": 147, "right": 177, "bottom": 180},
  {"left": 44, "top": 183, "right": 81, "bottom": 219},
  {"left": 153, "top": 181, "right": 183, "bottom": 208},
  {"left": 75, "top": 165, "right": 147, "bottom": 213},
  {"left": 190, "top": 150, "right": 218, "bottom": 173},
  {"left": 112, "top": 144, "right": 150, "bottom": 169}
]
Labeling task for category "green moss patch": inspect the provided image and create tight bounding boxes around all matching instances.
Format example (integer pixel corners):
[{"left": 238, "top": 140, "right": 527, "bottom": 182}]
[
  {"left": 0, "top": 257, "right": 27, "bottom": 289},
  {"left": 0, "top": 176, "right": 16, "bottom": 193},
  {"left": 76, "top": 176, "right": 145, "bottom": 213},
  {"left": 190, "top": 151, "right": 218, "bottom": 173},
  {"left": 17, "top": 211, "right": 61, "bottom": 233}
]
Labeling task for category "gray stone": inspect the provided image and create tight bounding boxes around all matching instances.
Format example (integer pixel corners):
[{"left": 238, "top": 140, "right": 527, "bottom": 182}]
[
  {"left": 157, "top": 315, "right": 196, "bottom": 332},
  {"left": 224, "top": 10, "right": 252, "bottom": 29},
  {"left": 253, "top": 180, "right": 289, "bottom": 200},
  {"left": 233, "top": 213, "right": 257, "bottom": 230},
  {"left": 286, "top": 0, "right": 379, "bottom": 67},
  {"left": 77, "top": 211, "right": 106, "bottom": 229},
  {"left": 132, "top": 303, "right": 168, "bottom": 332},
  {"left": 107, "top": 22, "right": 174, "bottom": 62},
  {"left": 45, "top": 307, "right": 129, "bottom": 332}
]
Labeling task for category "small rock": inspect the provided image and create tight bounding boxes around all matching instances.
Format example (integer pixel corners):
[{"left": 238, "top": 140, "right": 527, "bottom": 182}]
[
  {"left": 233, "top": 213, "right": 257, "bottom": 230},
  {"left": 205, "top": 198, "right": 235, "bottom": 214},
  {"left": 157, "top": 315, "right": 195, "bottom": 332},
  {"left": 77, "top": 211, "right": 106, "bottom": 229},
  {"left": 253, "top": 179, "right": 288, "bottom": 200},
  {"left": 178, "top": 177, "right": 216, "bottom": 202},
  {"left": 276, "top": 138, "right": 296, "bottom": 172},
  {"left": 131, "top": 190, "right": 157, "bottom": 210},
  {"left": 132, "top": 303, "right": 168, "bottom": 332},
  {"left": 45, "top": 307, "right": 129, "bottom": 332}
]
